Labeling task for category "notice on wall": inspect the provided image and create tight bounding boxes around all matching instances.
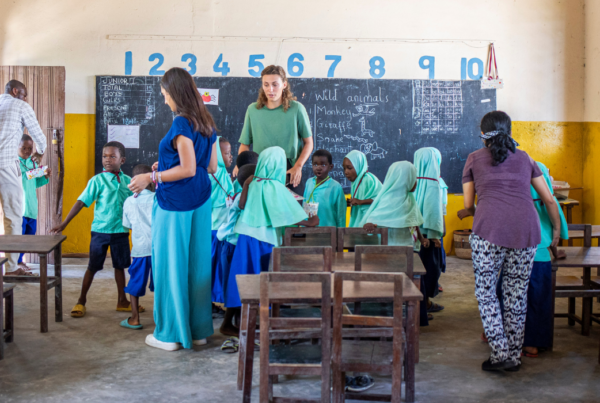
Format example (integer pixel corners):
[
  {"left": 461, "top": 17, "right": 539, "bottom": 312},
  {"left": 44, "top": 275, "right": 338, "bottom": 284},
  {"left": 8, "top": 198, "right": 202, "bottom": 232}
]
[
  {"left": 107, "top": 124, "right": 140, "bottom": 148},
  {"left": 198, "top": 88, "right": 219, "bottom": 106}
]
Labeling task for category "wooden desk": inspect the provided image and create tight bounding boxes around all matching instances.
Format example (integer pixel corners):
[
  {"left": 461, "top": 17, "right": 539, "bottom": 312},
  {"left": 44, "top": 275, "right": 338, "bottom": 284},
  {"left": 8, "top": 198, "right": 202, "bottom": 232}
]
[
  {"left": 235, "top": 273, "right": 422, "bottom": 403},
  {"left": 0, "top": 257, "right": 11, "bottom": 359},
  {"left": 0, "top": 235, "right": 66, "bottom": 332},
  {"left": 290, "top": 232, "right": 382, "bottom": 250},
  {"left": 552, "top": 247, "right": 600, "bottom": 336},
  {"left": 568, "top": 225, "right": 600, "bottom": 243}
]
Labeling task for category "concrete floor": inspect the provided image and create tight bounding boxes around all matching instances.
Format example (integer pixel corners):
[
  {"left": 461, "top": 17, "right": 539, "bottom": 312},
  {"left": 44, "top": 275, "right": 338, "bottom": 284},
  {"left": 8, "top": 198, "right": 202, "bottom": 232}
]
[{"left": 1, "top": 256, "right": 599, "bottom": 402}]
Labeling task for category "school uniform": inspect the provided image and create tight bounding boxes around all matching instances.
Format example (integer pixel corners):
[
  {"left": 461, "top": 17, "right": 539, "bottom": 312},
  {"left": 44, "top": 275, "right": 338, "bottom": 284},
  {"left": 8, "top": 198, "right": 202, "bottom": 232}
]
[
  {"left": 216, "top": 192, "right": 243, "bottom": 305},
  {"left": 77, "top": 170, "right": 133, "bottom": 272},
  {"left": 345, "top": 150, "right": 382, "bottom": 227},
  {"left": 17, "top": 156, "right": 49, "bottom": 263},
  {"left": 122, "top": 189, "right": 155, "bottom": 298},
  {"left": 434, "top": 148, "right": 448, "bottom": 274},
  {"left": 224, "top": 147, "right": 308, "bottom": 308},
  {"left": 303, "top": 176, "right": 346, "bottom": 227},
  {"left": 210, "top": 136, "right": 234, "bottom": 303}
]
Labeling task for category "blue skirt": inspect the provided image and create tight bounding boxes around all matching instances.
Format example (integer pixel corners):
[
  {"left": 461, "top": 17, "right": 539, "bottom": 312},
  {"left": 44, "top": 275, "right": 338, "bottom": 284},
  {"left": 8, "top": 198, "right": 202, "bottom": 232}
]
[
  {"left": 211, "top": 235, "right": 225, "bottom": 303},
  {"left": 497, "top": 260, "right": 553, "bottom": 348},
  {"left": 124, "top": 256, "right": 154, "bottom": 297},
  {"left": 225, "top": 234, "right": 273, "bottom": 308},
  {"left": 220, "top": 241, "right": 236, "bottom": 306}
]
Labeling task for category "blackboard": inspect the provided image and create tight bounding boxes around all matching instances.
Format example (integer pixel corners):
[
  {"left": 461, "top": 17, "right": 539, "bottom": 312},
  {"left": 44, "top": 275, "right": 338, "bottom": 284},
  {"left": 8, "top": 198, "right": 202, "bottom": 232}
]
[{"left": 95, "top": 76, "right": 496, "bottom": 193}]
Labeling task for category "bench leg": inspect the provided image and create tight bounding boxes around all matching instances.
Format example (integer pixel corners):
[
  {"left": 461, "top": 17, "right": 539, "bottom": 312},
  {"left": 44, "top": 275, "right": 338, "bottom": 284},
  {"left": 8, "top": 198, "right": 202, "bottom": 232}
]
[
  {"left": 237, "top": 303, "right": 249, "bottom": 391},
  {"left": 0, "top": 286, "right": 4, "bottom": 360},
  {"left": 405, "top": 301, "right": 416, "bottom": 403},
  {"left": 54, "top": 246, "right": 63, "bottom": 322},
  {"left": 568, "top": 298, "right": 575, "bottom": 326},
  {"left": 6, "top": 292, "right": 13, "bottom": 343},
  {"left": 39, "top": 254, "right": 48, "bottom": 333},
  {"left": 582, "top": 297, "right": 592, "bottom": 336},
  {"left": 242, "top": 305, "right": 258, "bottom": 403}
]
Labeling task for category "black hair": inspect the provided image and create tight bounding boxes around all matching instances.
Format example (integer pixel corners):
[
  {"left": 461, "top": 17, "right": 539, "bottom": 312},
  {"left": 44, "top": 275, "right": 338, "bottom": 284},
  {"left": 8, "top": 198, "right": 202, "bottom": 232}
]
[
  {"left": 103, "top": 141, "right": 126, "bottom": 158},
  {"left": 236, "top": 151, "right": 259, "bottom": 168},
  {"left": 5, "top": 80, "right": 25, "bottom": 94},
  {"left": 132, "top": 164, "right": 152, "bottom": 176},
  {"left": 312, "top": 149, "right": 333, "bottom": 165},
  {"left": 480, "top": 110, "right": 515, "bottom": 166},
  {"left": 21, "top": 133, "right": 33, "bottom": 143},
  {"left": 237, "top": 164, "right": 256, "bottom": 187},
  {"left": 219, "top": 137, "right": 230, "bottom": 144}
]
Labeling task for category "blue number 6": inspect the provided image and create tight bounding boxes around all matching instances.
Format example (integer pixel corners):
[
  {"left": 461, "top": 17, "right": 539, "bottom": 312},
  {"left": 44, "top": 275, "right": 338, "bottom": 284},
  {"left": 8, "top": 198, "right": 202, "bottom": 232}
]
[
  {"left": 248, "top": 55, "right": 265, "bottom": 77},
  {"left": 149, "top": 53, "right": 165, "bottom": 76},
  {"left": 325, "top": 55, "right": 342, "bottom": 78}
]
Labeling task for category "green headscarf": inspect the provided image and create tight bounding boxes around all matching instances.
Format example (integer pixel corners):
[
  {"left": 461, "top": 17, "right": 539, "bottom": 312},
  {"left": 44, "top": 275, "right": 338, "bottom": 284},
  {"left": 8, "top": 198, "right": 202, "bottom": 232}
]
[
  {"left": 532, "top": 162, "right": 568, "bottom": 248},
  {"left": 210, "top": 136, "right": 234, "bottom": 208},
  {"left": 414, "top": 147, "right": 444, "bottom": 236},
  {"left": 240, "top": 146, "right": 307, "bottom": 228},
  {"left": 345, "top": 150, "right": 383, "bottom": 227},
  {"left": 359, "top": 161, "right": 424, "bottom": 229},
  {"left": 433, "top": 148, "right": 448, "bottom": 207}
]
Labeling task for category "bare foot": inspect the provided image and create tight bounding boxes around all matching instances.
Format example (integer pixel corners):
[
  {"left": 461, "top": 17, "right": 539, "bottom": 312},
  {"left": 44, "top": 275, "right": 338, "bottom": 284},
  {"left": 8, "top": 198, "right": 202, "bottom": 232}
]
[
  {"left": 523, "top": 346, "right": 539, "bottom": 356},
  {"left": 117, "top": 300, "right": 131, "bottom": 310},
  {"left": 220, "top": 323, "right": 240, "bottom": 337},
  {"left": 6, "top": 268, "right": 37, "bottom": 276},
  {"left": 18, "top": 262, "right": 32, "bottom": 271}
]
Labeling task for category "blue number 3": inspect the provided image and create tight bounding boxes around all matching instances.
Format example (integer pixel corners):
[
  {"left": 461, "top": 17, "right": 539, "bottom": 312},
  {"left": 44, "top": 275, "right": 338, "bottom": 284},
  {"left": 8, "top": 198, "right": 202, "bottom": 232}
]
[{"left": 182, "top": 53, "right": 197, "bottom": 75}]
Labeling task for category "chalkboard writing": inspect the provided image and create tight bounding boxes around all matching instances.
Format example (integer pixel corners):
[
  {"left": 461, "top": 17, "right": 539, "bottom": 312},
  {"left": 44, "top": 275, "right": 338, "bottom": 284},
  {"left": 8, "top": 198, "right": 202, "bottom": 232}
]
[{"left": 95, "top": 77, "right": 496, "bottom": 193}]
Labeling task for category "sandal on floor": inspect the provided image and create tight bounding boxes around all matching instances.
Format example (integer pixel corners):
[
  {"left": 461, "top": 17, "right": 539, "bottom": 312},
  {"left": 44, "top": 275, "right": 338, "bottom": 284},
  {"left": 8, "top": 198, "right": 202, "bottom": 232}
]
[
  {"left": 427, "top": 313, "right": 434, "bottom": 321},
  {"left": 428, "top": 302, "right": 445, "bottom": 313},
  {"left": 6, "top": 268, "right": 38, "bottom": 276},
  {"left": 71, "top": 304, "right": 86, "bottom": 318},
  {"left": 120, "top": 318, "right": 143, "bottom": 330},
  {"left": 221, "top": 337, "right": 239, "bottom": 353},
  {"left": 521, "top": 350, "right": 539, "bottom": 358},
  {"left": 116, "top": 304, "right": 145, "bottom": 313}
]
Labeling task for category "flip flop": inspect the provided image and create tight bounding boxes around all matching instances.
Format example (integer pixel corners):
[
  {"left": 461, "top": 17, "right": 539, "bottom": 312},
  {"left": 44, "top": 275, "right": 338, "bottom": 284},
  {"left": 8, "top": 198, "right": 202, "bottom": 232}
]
[
  {"left": 6, "top": 268, "right": 38, "bottom": 276},
  {"left": 428, "top": 302, "right": 445, "bottom": 313},
  {"left": 521, "top": 350, "right": 539, "bottom": 358},
  {"left": 221, "top": 337, "right": 240, "bottom": 353},
  {"left": 481, "top": 332, "right": 489, "bottom": 343},
  {"left": 71, "top": 304, "right": 86, "bottom": 318},
  {"left": 120, "top": 318, "right": 143, "bottom": 330},
  {"left": 116, "top": 304, "right": 145, "bottom": 313}
]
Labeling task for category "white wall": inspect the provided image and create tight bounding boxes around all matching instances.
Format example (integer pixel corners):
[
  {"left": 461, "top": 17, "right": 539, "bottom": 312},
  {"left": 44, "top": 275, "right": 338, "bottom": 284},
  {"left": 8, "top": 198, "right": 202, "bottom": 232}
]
[
  {"left": 585, "top": 0, "right": 600, "bottom": 121},
  {"left": 0, "top": 0, "right": 585, "bottom": 121}
]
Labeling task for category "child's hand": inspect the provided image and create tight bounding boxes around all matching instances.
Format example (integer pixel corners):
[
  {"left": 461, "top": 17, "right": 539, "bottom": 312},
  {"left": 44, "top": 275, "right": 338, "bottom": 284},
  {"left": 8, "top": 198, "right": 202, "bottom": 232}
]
[
  {"left": 349, "top": 198, "right": 362, "bottom": 206},
  {"left": 244, "top": 175, "right": 255, "bottom": 186},
  {"left": 152, "top": 162, "right": 159, "bottom": 171},
  {"left": 306, "top": 215, "right": 320, "bottom": 227},
  {"left": 346, "top": 198, "right": 352, "bottom": 207},
  {"left": 50, "top": 223, "right": 66, "bottom": 234},
  {"left": 128, "top": 173, "right": 151, "bottom": 193},
  {"left": 363, "top": 223, "right": 378, "bottom": 233},
  {"left": 457, "top": 209, "right": 472, "bottom": 220},
  {"left": 44, "top": 167, "right": 52, "bottom": 178},
  {"left": 31, "top": 152, "right": 44, "bottom": 165},
  {"left": 421, "top": 237, "right": 430, "bottom": 248},
  {"left": 432, "top": 239, "right": 442, "bottom": 248},
  {"left": 550, "top": 246, "right": 567, "bottom": 260}
]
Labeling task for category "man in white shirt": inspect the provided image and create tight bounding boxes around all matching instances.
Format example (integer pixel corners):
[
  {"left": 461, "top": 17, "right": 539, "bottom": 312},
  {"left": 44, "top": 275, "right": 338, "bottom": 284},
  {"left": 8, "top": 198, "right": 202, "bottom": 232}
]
[{"left": 0, "top": 80, "right": 47, "bottom": 274}]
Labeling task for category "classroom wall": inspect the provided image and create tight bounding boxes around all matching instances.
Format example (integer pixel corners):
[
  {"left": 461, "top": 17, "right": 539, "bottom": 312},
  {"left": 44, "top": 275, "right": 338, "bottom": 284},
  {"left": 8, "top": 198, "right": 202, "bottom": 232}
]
[{"left": 0, "top": 0, "right": 590, "bottom": 253}]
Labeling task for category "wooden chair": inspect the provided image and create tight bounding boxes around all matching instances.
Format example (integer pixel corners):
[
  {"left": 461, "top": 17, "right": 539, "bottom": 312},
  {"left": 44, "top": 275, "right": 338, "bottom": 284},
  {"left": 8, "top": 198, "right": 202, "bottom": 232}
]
[
  {"left": 337, "top": 227, "right": 388, "bottom": 252},
  {"left": 554, "top": 224, "right": 596, "bottom": 334},
  {"left": 331, "top": 271, "right": 407, "bottom": 403},
  {"left": 1, "top": 257, "right": 15, "bottom": 360},
  {"left": 259, "top": 272, "right": 332, "bottom": 403},
  {"left": 284, "top": 227, "right": 338, "bottom": 252}
]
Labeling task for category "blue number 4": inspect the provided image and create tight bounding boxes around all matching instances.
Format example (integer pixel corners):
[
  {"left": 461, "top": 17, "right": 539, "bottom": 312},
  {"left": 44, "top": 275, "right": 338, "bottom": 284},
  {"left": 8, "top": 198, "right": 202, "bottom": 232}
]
[
  {"left": 213, "top": 53, "right": 230, "bottom": 76},
  {"left": 325, "top": 55, "right": 341, "bottom": 78}
]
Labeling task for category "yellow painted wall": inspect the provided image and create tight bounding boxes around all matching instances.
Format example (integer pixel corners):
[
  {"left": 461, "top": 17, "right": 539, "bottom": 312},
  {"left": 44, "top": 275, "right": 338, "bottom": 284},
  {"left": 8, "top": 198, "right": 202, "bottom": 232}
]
[{"left": 583, "top": 122, "right": 600, "bottom": 226}]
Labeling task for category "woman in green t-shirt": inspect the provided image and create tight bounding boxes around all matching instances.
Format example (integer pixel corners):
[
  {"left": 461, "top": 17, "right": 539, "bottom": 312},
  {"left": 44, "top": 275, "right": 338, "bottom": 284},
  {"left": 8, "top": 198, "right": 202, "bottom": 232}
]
[{"left": 233, "top": 65, "right": 313, "bottom": 188}]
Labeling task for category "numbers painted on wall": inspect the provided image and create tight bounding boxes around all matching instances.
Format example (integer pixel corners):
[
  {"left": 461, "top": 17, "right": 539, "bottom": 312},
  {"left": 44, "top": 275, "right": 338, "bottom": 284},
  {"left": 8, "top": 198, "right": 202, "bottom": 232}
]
[{"left": 126, "top": 52, "right": 486, "bottom": 81}]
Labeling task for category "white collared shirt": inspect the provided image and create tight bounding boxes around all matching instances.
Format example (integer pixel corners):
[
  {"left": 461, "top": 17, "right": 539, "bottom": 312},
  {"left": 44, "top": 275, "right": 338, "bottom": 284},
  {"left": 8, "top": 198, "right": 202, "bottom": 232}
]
[{"left": 122, "top": 189, "right": 155, "bottom": 257}]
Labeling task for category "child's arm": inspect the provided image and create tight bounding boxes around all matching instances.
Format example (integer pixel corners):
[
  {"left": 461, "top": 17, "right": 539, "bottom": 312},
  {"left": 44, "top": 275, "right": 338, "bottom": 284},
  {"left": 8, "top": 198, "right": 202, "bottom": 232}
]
[
  {"left": 50, "top": 200, "right": 86, "bottom": 234},
  {"left": 296, "top": 215, "right": 319, "bottom": 227},
  {"left": 550, "top": 245, "right": 567, "bottom": 260},
  {"left": 363, "top": 223, "right": 377, "bottom": 234},
  {"left": 416, "top": 227, "right": 430, "bottom": 248},
  {"left": 36, "top": 167, "right": 51, "bottom": 188},
  {"left": 238, "top": 175, "right": 254, "bottom": 210},
  {"left": 349, "top": 198, "right": 374, "bottom": 206}
]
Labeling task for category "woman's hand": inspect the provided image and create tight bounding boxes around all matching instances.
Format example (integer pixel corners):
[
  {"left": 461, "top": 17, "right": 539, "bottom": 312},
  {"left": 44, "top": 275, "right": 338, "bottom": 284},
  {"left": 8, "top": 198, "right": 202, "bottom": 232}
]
[
  {"left": 286, "top": 164, "right": 303, "bottom": 188},
  {"left": 551, "top": 227, "right": 560, "bottom": 248},
  {"left": 363, "top": 223, "right": 378, "bottom": 234},
  {"left": 128, "top": 173, "right": 152, "bottom": 193},
  {"left": 152, "top": 162, "right": 158, "bottom": 171}
]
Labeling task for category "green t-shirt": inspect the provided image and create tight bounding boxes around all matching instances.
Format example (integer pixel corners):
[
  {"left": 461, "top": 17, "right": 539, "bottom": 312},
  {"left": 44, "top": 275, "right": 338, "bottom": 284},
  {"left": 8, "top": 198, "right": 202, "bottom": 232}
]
[
  {"left": 19, "top": 156, "right": 49, "bottom": 219},
  {"left": 77, "top": 172, "right": 132, "bottom": 234},
  {"left": 239, "top": 100, "right": 312, "bottom": 166}
]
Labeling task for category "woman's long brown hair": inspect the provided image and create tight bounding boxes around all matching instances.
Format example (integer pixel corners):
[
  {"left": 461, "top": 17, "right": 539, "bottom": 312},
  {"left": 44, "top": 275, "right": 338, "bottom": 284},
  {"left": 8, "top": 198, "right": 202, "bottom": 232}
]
[
  {"left": 256, "top": 65, "right": 296, "bottom": 112},
  {"left": 161, "top": 67, "right": 217, "bottom": 137}
]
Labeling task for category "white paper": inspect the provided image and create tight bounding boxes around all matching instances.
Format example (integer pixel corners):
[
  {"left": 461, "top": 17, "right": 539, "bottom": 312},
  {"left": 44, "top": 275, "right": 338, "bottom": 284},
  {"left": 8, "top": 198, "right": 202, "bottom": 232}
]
[
  {"left": 481, "top": 99, "right": 491, "bottom": 103},
  {"left": 107, "top": 125, "right": 140, "bottom": 148},
  {"left": 198, "top": 88, "right": 219, "bottom": 106}
]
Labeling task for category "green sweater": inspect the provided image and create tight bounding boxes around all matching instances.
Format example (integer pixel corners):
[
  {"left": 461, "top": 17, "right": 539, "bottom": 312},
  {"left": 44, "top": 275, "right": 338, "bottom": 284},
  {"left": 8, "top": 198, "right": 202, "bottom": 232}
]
[{"left": 19, "top": 157, "right": 49, "bottom": 219}]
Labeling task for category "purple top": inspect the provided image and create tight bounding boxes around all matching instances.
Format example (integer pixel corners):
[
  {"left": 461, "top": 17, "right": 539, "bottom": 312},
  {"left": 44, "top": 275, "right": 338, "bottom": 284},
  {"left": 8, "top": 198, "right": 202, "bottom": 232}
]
[{"left": 462, "top": 148, "right": 543, "bottom": 249}]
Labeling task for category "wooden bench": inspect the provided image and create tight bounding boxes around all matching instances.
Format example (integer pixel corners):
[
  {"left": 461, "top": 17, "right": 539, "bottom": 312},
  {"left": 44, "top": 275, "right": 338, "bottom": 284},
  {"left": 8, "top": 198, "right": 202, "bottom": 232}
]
[{"left": 1, "top": 257, "right": 15, "bottom": 360}]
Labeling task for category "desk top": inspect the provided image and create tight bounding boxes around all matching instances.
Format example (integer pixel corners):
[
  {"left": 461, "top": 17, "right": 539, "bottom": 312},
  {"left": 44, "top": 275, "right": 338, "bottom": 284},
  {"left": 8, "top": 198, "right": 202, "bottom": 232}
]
[
  {"left": 270, "top": 251, "right": 426, "bottom": 276},
  {"left": 552, "top": 247, "right": 600, "bottom": 268},
  {"left": 568, "top": 225, "right": 600, "bottom": 239},
  {"left": 559, "top": 198, "right": 580, "bottom": 206},
  {"left": 290, "top": 233, "right": 382, "bottom": 249},
  {"left": 236, "top": 273, "right": 423, "bottom": 304},
  {"left": 0, "top": 235, "right": 66, "bottom": 253}
]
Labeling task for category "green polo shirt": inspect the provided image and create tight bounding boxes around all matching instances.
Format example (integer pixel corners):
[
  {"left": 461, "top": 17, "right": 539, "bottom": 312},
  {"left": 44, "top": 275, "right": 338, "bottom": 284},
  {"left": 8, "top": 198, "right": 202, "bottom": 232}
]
[
  {"left": 19, "top": 156, "right": 49, "bottom": 219},
  {"left": 77, "top": 171, "right": 132, "bottom": 234},
  {"left": 239, "top": 100, "right": 312, "bottom": 166}
]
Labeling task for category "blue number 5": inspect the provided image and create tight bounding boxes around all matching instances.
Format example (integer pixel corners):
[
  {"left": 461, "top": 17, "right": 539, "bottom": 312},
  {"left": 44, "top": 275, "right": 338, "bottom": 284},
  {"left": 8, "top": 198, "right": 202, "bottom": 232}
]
[
  {"left": 248, "top": 55, "right": 265, "bottom": 77},
  {"left": 325, "top": 55, "right": 342, "bottom": 78},
  {"left": 182, "top": 53, "right": 197, "bottom": 75},
  {"left": 149, "top": 53, "right": 165, "bottom": 76}
]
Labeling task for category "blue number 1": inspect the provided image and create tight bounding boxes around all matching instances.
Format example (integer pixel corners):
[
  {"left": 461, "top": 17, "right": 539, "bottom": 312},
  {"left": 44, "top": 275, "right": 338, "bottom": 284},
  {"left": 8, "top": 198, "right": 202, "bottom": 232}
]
[
  {"left": 325, "top": 55, "right": 342, "bottom": 78},
  {"left": 149, "top": 53, "right": 165, "bottom": 76}
]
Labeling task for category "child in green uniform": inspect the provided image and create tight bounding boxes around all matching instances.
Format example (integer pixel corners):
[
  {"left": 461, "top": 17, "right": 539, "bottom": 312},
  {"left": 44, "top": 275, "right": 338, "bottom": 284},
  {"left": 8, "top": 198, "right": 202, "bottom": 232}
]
[
  {"left": 343, "top": 150, "right": 382, "bottom": 227},
  {"left": 17, "top": 134, "right": 51, "bottom": 271},
  {"left": 51, "top": 142, "right": 133, "bottom": 318},
  {"left": 233, "top": 151, "right": 258, "bottom": 194},
  {"left": 303, "top": 149, "right": 346, "bottom": 227},
  {"left": 210, "top": 137, "right": 234, "bottom": 234}
]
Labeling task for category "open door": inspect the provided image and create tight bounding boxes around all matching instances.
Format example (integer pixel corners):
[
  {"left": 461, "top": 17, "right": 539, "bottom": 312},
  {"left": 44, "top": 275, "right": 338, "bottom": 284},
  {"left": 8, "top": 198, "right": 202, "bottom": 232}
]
[{"left": 0, "top": 67, "right": 65, "bottom": 264}]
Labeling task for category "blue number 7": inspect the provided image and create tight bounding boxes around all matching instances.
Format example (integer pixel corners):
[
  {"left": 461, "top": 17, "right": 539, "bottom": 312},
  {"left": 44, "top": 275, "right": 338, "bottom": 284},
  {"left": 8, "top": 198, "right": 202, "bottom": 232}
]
[{"left": 325, "top": 55, "right": 342, "bottom": 78}]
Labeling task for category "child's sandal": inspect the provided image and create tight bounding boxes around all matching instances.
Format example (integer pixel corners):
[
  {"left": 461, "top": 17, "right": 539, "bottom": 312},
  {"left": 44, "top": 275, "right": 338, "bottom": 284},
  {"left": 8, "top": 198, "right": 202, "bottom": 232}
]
[{"left": 221, "top": 337, "right": 240, "bottom": 353}]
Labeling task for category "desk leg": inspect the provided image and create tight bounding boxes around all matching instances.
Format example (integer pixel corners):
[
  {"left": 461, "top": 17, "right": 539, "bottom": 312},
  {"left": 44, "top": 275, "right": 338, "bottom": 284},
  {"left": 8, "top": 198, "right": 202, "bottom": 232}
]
[
  {"left": 550, "top": 270, "right": 556, "bottom": 351},
  {"left": 242, "top": 305, "right": 258, "bottom": 403},
  {"left": 582, "top": 267, "right": 592, "bottom": 336},
  {"left": 54, "top": 246, "right": 62, "bottom": 322},
  {"left": 567, "top": 206, "right": 574, "bottom": 246},
  {"left": 405, "top": 301, "right": 416, "bottom": 403},
  {"left": 237, "top": 303, "right": 249, "bottom": 390},
  {"left": 0, "top": 279, "right": 4, "bottom": 360},
  {"left": 413, "top": 277, "right": 420, "bottom": 364},
  {"left": 39, "top": 254, "right": 48, "bottom": 333}
]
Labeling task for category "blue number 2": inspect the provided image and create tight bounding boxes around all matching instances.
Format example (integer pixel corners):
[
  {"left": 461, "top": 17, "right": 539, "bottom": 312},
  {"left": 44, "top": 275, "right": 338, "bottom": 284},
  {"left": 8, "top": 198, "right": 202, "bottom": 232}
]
[
  {"left": 181, "top": 53, "right": 197, "bottom": 75},
  {"left": 149, "top": 53, "right": 165, "bottom": 76},
  {"left": 325, "top": 55, "right": 342, "bottom": 78},
  {"left": 248, "top": 55, "right": 265, "bottom": 77}
]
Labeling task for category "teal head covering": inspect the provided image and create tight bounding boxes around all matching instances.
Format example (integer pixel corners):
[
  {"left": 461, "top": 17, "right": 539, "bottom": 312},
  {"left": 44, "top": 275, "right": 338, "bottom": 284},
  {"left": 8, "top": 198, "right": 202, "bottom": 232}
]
[
  {"left": 532, "top": 162, "right": 568, "bottom": 247},
  {"left": 359, "top": 161, "right": 424, "bottom": 228},
  {"left": 414, "top": 147, "right": 444, "bottom": 236},
  {"left": 345, "top": 150, "right": 383, "bottom": 227},
  {"left": 432, "top": 148, "right": 448, "bottom": 207},
  {"left": 241, "top": 146, "right": 307, "bottom": 228},
  {"left": 210, "top": 136, "right": 234, "bottom": 208}
]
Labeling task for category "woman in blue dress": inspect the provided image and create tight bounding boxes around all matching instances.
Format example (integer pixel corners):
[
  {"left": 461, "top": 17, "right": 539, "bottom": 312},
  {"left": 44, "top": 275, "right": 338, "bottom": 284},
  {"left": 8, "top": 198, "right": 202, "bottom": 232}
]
[{"left": 128, "top": 67, "right": 218, "bottom": 351}]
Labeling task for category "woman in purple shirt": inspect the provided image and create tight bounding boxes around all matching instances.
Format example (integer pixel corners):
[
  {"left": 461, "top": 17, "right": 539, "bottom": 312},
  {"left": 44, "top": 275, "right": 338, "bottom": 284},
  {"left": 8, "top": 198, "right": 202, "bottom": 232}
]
[{"left": 459, "top": 111, "right": 561, "bottom": 372}]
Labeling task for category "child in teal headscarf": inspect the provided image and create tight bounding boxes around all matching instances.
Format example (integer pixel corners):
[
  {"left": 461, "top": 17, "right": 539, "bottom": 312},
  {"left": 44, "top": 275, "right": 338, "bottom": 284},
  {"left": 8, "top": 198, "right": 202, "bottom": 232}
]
[
  {"left": 360, "top": 161, "right": 429, "bottom": 250},
  {"left": 343, "top": 150, "right": 383, "bottom": 227},
  {"left": 414, "top": 147, "right": 445, "bottom": 321},
  {"left": 432, "top": 148, "right": 448, "bottom": 290},
  {"left": 495, "top": 161, "right": 568, "bottom": 357},
  {"left": 224, "top": 147, "right": 319, "bottom": 309}
]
